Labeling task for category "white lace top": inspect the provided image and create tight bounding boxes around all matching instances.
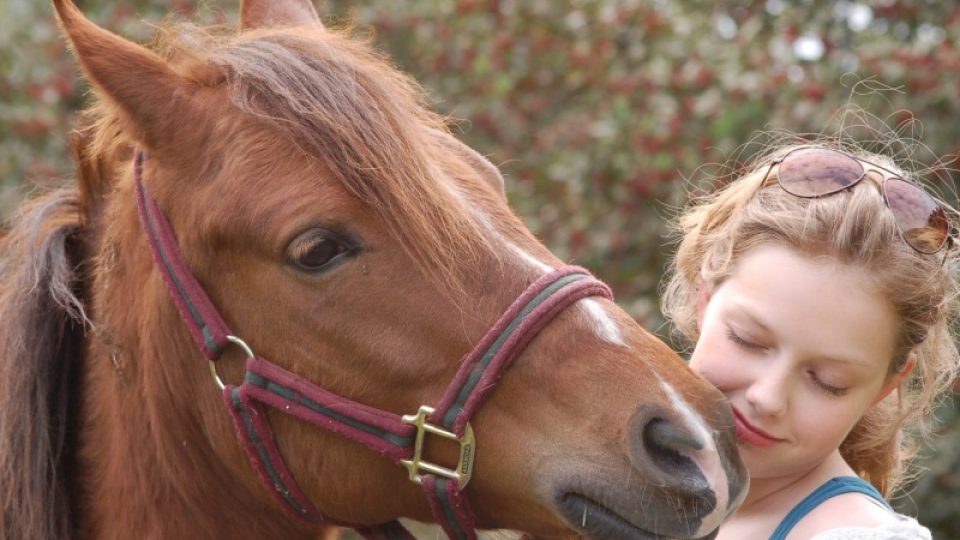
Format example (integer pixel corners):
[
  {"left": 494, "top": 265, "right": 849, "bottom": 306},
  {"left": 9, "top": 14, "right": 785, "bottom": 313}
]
[{"left": 811, "top": 514, "right": 932, "bottom": 540}]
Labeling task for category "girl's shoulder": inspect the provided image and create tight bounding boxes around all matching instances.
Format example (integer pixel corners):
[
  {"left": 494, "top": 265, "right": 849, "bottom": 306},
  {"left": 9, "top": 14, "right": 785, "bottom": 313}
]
[{"left": 793, "top": 493, "right": 930, "bottom": 540}]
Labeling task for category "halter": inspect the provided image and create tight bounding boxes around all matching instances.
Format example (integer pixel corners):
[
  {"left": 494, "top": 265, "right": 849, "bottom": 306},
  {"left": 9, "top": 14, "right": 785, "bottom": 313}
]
[{"left": 133, "top": 150, "right": 613, "bottom": 539}]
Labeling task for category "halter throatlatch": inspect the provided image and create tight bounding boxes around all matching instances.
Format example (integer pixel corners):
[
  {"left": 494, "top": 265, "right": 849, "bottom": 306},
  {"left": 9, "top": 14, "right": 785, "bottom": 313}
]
[{"left": 134, "top": 150, "right": 614, "bottom": 540}]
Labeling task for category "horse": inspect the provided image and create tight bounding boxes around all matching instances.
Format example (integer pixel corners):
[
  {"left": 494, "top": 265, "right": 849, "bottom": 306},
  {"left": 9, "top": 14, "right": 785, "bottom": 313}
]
[{"left": 0, "top": 1, "right": 747, "bottom": 539}]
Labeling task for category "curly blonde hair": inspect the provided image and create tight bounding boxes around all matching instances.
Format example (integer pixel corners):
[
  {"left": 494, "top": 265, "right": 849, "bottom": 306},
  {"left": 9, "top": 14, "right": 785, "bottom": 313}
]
[{"left": 661, "top": 141, "right": 960, "bottom": 496}]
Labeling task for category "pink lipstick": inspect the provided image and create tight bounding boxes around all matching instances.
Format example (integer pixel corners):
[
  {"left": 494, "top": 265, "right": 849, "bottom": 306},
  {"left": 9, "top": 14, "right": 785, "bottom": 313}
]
[{"left": 732, "top": 408, "right": 782, "bottom": 447}]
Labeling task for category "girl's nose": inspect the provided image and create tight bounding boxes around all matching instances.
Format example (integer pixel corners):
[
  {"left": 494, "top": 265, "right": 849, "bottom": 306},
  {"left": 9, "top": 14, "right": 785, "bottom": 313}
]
[{"left": 744, "top": 365, "right": 789, "bottom": 417}]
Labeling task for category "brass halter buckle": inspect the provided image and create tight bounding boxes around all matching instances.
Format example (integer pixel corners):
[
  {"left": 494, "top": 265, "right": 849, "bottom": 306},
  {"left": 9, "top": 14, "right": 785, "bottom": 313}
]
[{"left": 400, "top": 405, "right": 475, "bottom": 487}]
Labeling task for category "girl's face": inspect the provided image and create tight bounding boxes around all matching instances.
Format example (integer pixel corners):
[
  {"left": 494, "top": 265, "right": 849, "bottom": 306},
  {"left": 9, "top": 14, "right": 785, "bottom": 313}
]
[{"left": 689, "top": 243, "right": 901, "bottom": 481}]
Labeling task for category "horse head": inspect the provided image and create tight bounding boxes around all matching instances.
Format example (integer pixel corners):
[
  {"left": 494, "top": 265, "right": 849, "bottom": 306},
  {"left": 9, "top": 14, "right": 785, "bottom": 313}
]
[{"left": 31, "top": 0, "right": 748, "bottom": 538}]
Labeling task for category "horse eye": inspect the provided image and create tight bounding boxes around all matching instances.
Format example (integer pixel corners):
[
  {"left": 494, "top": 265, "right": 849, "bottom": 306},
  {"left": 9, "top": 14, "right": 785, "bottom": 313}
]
[{"left": 287, "top": 231, "right": 354, "bottom": 272}]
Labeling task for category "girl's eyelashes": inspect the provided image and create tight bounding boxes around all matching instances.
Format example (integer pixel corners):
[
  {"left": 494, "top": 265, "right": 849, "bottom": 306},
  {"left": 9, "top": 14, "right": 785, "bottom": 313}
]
[
  {"left": 725, "top": 327, "right": 766, "bottom": 350},
  {"left": 809, "top": 371, "right": 848, "bottom": 397},
  {"left": 725, "top": 325, "right": 850, "bottom": 397},
  {"left": 724, "top": 323, "right": 853, "bottom": 397}
]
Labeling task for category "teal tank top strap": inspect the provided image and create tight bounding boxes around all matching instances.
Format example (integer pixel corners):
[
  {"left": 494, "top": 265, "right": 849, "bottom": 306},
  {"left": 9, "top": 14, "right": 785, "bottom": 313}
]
[{"left": 768, "top": 476, "right": 892, "bottom": 540}]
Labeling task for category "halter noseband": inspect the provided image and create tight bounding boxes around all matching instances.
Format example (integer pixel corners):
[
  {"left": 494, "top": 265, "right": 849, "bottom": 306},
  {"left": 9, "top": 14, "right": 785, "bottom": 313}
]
[{"left": 133, "top": 150, "right": 613, "bottom": 540}]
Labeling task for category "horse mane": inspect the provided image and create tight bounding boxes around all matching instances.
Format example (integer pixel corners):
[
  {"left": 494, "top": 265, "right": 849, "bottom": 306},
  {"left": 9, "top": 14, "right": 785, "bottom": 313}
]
[{"left": 0, "top": 188, "right": 89, "bottom": 540}]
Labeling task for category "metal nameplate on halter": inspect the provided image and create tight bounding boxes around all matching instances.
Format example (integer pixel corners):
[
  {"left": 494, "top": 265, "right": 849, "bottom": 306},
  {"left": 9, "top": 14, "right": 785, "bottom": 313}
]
[{"left": 400, "top": 405, "right": 475, "bottom": 487}]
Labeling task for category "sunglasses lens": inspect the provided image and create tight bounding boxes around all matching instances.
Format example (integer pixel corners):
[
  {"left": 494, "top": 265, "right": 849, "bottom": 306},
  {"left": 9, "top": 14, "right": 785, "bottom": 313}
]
[
  {"left": 778, "top": 148, "right": 865, "bottom": 197},
  {"left": 884, "top": 178, "right": 950, "bottom": 253}
]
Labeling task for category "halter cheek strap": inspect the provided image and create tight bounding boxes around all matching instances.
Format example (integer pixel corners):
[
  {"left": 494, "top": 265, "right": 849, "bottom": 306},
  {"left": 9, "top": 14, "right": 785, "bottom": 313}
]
[
  {"left": 134, "top": 150, "right": 231, "bottom": 359},
  {"left": 134, "top": 149, "right": 614, "bottom": 539}
]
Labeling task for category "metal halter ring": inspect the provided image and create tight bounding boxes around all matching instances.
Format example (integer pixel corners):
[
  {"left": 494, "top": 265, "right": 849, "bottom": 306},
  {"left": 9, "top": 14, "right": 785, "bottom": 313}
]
[{"left": 209, "top": 335, "right": 256, "bottom": 391}]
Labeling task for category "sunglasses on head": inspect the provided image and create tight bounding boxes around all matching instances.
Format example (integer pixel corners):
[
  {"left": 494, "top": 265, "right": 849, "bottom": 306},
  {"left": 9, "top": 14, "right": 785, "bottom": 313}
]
[{"left": 765, "top": 146, "right": 953, "bottom": 254}]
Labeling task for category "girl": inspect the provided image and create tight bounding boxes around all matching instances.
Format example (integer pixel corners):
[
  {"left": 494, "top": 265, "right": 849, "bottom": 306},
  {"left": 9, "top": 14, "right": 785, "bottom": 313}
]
[{"left": 662, "top": 142, "right": 958, "bottom": 539}]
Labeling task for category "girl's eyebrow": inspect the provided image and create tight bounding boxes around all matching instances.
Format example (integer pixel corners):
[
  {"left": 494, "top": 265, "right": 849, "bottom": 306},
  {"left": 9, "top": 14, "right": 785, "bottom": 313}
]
[
  {"left": 727, "top": 302, "right": 772, "bottom": 333},
  {"left": 809, "top": 351, "right": 876, "bottom": 372},
  {"left": 813, "top": 354, "right": 874, "bottom": 370}
]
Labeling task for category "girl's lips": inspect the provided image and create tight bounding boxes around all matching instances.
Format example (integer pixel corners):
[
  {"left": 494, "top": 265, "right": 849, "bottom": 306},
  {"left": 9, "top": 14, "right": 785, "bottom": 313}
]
[{"left": 732, "top": 408, "right": 782, "bottom": 447}]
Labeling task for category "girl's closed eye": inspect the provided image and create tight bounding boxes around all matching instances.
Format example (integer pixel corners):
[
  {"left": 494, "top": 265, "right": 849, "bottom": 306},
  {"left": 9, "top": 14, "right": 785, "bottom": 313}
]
[
  {"left": 808, "top": 370, "right": 848, "bottom": 397},
  {"left": 725, "top": 327, "right": 766, "bottom": 350}
]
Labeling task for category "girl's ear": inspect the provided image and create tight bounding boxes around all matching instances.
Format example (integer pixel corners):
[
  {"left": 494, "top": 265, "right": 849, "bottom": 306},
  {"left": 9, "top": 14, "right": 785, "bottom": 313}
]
[
  {"left": 695, "top": 282, "right": 713, "bottom": 330},
  {"left": 872, "top": 353, "right": 917, "bottom": 406}
]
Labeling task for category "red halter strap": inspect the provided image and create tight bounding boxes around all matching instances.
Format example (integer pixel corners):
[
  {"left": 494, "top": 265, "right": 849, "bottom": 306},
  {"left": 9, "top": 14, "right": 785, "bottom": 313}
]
[{"left": 133, "top": 150, "right": 614, "bottom": 539}]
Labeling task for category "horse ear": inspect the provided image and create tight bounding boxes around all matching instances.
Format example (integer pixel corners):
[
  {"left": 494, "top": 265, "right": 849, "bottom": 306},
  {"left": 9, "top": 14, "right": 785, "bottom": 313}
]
[
  {"left": 431, "top": 129, "right": 506, "bottom": 198},
  {"left": 239, "top": 0, "right": 323, "bottom": 30},
  {"left": 53, "top": 0, "right": 204, "bottom": 156}
]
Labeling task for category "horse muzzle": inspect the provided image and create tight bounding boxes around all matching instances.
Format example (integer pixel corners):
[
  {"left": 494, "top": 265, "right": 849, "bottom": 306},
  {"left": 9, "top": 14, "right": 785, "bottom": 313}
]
[{"left": 549, "top": 402, "right": 747, "bottom": 540}]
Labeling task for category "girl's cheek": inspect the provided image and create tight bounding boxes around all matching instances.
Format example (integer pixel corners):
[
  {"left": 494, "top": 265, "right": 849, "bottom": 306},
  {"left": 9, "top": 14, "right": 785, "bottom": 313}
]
[
  {"left": 695, "top": 356, "right": 745, "bottom": 394},
  {"left": 691, "top": 364, "right": 727, "bottom": 391}
]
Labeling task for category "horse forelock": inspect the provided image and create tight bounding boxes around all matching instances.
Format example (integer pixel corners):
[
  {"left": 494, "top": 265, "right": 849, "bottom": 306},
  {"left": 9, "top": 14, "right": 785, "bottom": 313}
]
[{"left": 148, "top": 22, "right": 507, "bottom": 298}]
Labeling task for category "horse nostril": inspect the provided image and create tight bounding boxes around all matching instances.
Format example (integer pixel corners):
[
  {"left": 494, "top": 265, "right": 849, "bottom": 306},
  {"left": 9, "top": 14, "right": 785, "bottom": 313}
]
[
  {"left": 625, "top": 408, "right": 722, "bottom": 535},
  {"left": 645, "top": 416, "right": 704, "bottom": 453},
  {"left": 642, "top": 417, "right": 704, "bottom": 472}
]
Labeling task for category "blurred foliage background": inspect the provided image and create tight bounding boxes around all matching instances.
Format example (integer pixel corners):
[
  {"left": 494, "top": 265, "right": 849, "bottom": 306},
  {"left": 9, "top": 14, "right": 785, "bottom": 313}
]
[{"left": 2, "top": 0, "right": 958, "bottom": 536}]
